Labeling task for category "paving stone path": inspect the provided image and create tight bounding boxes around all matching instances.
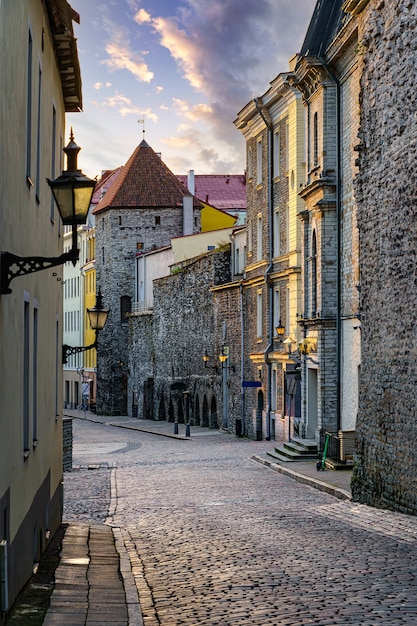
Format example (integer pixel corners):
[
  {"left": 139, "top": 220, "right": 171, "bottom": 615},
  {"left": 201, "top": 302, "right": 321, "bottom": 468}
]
[{"left": 66, "top": 417, "right": 417, "bottom": 626}]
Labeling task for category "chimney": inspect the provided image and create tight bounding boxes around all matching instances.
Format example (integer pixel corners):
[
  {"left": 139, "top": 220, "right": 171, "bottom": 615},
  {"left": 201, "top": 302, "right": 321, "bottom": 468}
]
[
  {"left": 187, "top": 169, "right": 195, "bottom": 195},
  {"left": 183, "top": 195, "right": 193, "bottom": 236}
]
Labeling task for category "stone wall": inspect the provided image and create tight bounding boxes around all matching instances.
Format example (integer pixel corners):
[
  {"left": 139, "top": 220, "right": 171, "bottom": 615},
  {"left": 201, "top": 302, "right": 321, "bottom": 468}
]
[
  {"left": 352, "top": 0, "right": 417, "bottom": 513},
  {"left": 63, "top": 418, "right": 73, "bottom": 472},
  {"left": 126, "top": 247, "right": 252, "bottom": 435},
  {"left": 96, "top": 202, "right": 200, "bottom": 415}
]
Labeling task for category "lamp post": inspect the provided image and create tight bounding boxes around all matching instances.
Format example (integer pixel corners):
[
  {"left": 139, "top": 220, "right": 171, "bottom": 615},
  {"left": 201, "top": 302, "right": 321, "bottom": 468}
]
[
  {"left": 0, "top": 130, "right": 96, "bottom": 294},
  {"left": 218, "top": 346, "right": 235, "bottom": 429},
  {"left": 62, "top": 288, "right": 109, "bottom": 364}
]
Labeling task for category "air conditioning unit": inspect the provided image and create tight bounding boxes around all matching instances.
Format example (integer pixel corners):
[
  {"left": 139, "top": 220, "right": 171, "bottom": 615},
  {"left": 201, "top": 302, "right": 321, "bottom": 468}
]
[{"left": 0, "top": 539, "right": 8, "bottom": 613}]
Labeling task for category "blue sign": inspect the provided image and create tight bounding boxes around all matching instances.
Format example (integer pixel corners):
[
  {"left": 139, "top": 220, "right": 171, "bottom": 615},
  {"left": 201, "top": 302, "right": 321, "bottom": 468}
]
[{"left": 242, "top": 381, "right": 262, "bottom": 388}]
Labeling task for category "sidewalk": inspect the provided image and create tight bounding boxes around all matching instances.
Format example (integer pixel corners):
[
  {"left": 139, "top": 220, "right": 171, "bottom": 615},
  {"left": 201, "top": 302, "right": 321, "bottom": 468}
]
[{"left": 41, "top": 410, "right": 352, "bottom": 626}]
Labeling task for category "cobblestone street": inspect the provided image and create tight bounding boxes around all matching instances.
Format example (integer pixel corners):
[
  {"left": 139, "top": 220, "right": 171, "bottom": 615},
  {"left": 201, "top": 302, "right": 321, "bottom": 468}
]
[{"left": 65, "top": 416, "right": 417, "bottom": 625}]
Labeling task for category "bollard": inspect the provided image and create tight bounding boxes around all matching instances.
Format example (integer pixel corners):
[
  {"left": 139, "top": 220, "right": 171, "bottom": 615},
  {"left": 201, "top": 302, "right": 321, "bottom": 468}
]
[
  {"left": 185, "top": 424, "right": 190, "bottom": 437},
  {"left": 174, "top": 422, "right": 179, "bottom": 435}
]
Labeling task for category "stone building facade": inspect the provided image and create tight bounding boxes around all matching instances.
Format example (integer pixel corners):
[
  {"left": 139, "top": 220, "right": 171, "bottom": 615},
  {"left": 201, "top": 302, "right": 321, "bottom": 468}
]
[
  {"left": 289, "top": 0, "right": 362, "bottom": 448},
  {"left": 234, "top": 69, "right": 305, "bottom": 442},
  {"left": 351, "top": 0, "right": 417, "bottom": 514},
  {"left": 93, "top": 140, "right": 201, "bottom": 415}
]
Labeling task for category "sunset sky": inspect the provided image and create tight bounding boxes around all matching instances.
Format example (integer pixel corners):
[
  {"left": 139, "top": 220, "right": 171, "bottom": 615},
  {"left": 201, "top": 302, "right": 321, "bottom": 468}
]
[{"left": 67, "top": 0, "right": 316, "bottom": 179}]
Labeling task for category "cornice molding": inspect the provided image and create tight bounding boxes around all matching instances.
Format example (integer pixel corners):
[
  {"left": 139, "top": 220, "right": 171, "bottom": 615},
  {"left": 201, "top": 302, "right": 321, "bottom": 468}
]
[{"left": 342, "top": 0, "right": 371, "bottom": 16}]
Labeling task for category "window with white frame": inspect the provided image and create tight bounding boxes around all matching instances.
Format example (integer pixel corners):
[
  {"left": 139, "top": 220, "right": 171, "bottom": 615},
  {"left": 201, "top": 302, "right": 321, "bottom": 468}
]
[
  {"left": 273, "top": 208, "right": 280, "bottom": 257},
  {"left": 248, "top": 220, "right": 253, "bottom": 254},
  {"left": 247, "top": 146, "right": 253, "bottom": 180},
  {"left": 313, "top": 112, "right": 318, "bottom": 167},
  {"left": 256, "top": 138, "right": 263, "bottom": 185},
  {"left": 273, "top": 129, "right": 280, "bottom": 178},
  {"left": 274, "top": 288, "right": 281, "bottom": 332},
  {"left": 256, "top": 290, "right": 263, "bottom": 338},
  {"left": 257, "top": 213, "right": 263, "bottom": 261},
  {"left": 285, "top": 121, "right": 289, "bottom": 173}
]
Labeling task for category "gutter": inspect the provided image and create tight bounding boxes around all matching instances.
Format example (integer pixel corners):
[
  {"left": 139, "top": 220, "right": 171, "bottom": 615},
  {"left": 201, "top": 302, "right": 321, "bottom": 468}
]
[{"left": 254, "top": 97, "right": 274, "bottom": 440}]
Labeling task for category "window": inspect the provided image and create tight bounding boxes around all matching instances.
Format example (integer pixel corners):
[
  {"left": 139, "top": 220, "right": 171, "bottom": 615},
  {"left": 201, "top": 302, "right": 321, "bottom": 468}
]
[
  {"left": 313, "top": 112, "right": 318, "bottom": 167},
  {"left": 235, "top": 247, "right": 240, "bottom": 275},
  {"left": 35, "top": 65, "right": 42, "bottom": 201},
  {"left": 311, "top": 230, "right": 317, "bottom": 316},
  {"left": 285, "top": 122, "right": 289, "bottom": 172},
  {"left": 247, "top": 146, "right": 253, "bottom": 180},
  {"left": 257, "top": 214, "right": 263, "bottom": 261},
  {"left": 33, "top": 306, "right": 38, "bottom": 443},
  {"left": 248, "top": 221, "right": 253, "bottom": 254},
  {"left": 26, "top": 30, "right": 33, "bottom": 184},
  {"left": 256, "top": 290, "right": 263, "bottom": 338},
  {"left": 273, "top": 130, "right": 280, "bottom": 178},
  {"left": 274, "top": 288, "right": 281, "bottom": 332},
  {"left": 23, "top": 300, "right": 30, "bottom": 454},
  {"left": 273, "top": 209, "right": 280, "bottom": 257},
  {"left": 256, "top": 138, "right": 263, "bottom": 185},
  {"left": 121, "top": 296, "right": 131, "bottom": 323},
  {"left": 155, "top": 216, "right": 161, "bottom": 225},
  {"left": 50, "top": 106, "right": 56, "bottom": 222}
]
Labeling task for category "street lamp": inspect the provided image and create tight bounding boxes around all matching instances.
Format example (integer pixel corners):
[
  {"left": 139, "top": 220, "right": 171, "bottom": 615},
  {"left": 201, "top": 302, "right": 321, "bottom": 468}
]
[
  {"left": 62, "top": 288, "right": 109, "bottom": 364},
  {"left": 276, "top": 320, "right": 285, "bottom": 341},
  {"left": 1, "top": 130, "right": 96, "bottom": 294},
  {"left": 202, "top": 350, "right": 219, "bottom": 372}
]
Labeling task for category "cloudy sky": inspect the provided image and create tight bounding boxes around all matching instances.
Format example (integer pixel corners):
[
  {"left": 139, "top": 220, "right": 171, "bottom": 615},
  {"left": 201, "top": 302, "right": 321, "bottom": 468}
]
[{"left": 67, "top": 0, "right": 316, "bottom": 179}]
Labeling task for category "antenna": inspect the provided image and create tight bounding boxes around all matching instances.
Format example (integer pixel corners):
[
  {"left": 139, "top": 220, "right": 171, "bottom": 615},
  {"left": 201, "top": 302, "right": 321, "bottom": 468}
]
[{"left": 138, "top": 118, "right": 145, "bottom": 139}]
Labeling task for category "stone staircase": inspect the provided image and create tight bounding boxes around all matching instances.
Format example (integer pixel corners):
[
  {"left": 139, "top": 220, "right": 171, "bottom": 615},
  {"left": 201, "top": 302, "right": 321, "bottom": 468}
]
[{"left": 267, "top": 438, "right": 318, "bottom": 463}]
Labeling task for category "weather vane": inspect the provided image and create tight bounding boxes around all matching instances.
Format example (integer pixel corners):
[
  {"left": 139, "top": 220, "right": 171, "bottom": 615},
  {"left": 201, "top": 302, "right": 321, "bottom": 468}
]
[{"left": 138, "top": 118, "right": 145, "bottom": 139}]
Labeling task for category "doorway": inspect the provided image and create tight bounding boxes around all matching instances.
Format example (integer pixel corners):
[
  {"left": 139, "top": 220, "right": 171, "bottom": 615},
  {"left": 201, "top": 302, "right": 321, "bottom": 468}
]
[{"left": 307, "top": 368, "right": 318, "bottom": 439}]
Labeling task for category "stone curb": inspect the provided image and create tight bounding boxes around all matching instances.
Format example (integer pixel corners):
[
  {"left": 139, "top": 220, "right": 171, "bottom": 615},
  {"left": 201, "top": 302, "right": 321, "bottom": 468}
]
[
  {"left": 65, "top": 412, "right": 191, "bottom": 440},
  {"left": 251, "top": 455, "right": 351, "bottom": 501}
]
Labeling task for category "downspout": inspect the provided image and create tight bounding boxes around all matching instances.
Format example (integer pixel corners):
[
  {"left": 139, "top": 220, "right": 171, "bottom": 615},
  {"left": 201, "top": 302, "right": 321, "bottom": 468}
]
[
  {"left": 318, "top": 56, "right": 341, "bottom": 433},
  {"left": 240, "top": 280, "right": 245, "bottom": 436},
  {"left": 254, "top": 97, "right": 274, "bottom": 440}
]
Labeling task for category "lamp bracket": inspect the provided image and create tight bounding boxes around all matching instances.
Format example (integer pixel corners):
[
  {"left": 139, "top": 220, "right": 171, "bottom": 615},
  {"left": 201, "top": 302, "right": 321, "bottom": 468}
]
[
  {"left": 63, "top": 338, "right": 96, "bottom": 364},
  {"left": 1, "top": 249, "right": 78, "bottom": 295}
]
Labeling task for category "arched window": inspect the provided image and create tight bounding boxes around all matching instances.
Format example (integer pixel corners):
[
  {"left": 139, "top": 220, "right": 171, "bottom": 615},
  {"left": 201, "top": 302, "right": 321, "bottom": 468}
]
[
  {"left": 311, "top": 230, "right": 317, "bottom": 317},
  {"left": 120, "top": 295, "right": 131, "bottom": 324}
]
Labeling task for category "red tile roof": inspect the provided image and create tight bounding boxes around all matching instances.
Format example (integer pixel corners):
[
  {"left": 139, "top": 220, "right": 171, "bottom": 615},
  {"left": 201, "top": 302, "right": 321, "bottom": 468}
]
[
  {"left": 91, "top": 167, "right": 123, "bottom": 205},
  {"left": 176, "top": 174, "right": 246, "bottom": 210},
  {"left": 93, "top": 140, "right": 196, "bottom": 214}
]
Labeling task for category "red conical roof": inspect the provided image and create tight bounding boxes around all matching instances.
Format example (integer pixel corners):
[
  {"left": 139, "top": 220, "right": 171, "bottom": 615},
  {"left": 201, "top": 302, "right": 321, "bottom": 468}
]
[{"left": 93, "top": 140, "right": 194, "bottom": 214}]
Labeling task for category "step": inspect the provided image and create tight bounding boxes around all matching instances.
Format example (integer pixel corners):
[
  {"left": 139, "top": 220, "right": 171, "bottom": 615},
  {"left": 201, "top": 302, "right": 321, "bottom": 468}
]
[
  {"left": 285, "top": 439, "right": 318, "bottom": 453},
  {"left": 267, "top": 438, "right": 318, "bottom": 463}
]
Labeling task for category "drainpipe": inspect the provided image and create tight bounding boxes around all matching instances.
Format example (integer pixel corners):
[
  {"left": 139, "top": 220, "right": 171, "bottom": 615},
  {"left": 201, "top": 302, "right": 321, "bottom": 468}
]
[
  {"left": 254, "top": 97, "right": 274, "bottom": 440},
  {"left": 240, "top": 280, "right": 245, "bottom": 436},
  {"left": 318, "top": 57, "right": 341, "bottom": 433}
]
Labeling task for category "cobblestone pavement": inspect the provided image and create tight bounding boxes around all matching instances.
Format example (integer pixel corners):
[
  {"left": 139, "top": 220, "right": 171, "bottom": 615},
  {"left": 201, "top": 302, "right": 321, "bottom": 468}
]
[{"left": 66, "top": 417, "right": 417, "bottom": 626}]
